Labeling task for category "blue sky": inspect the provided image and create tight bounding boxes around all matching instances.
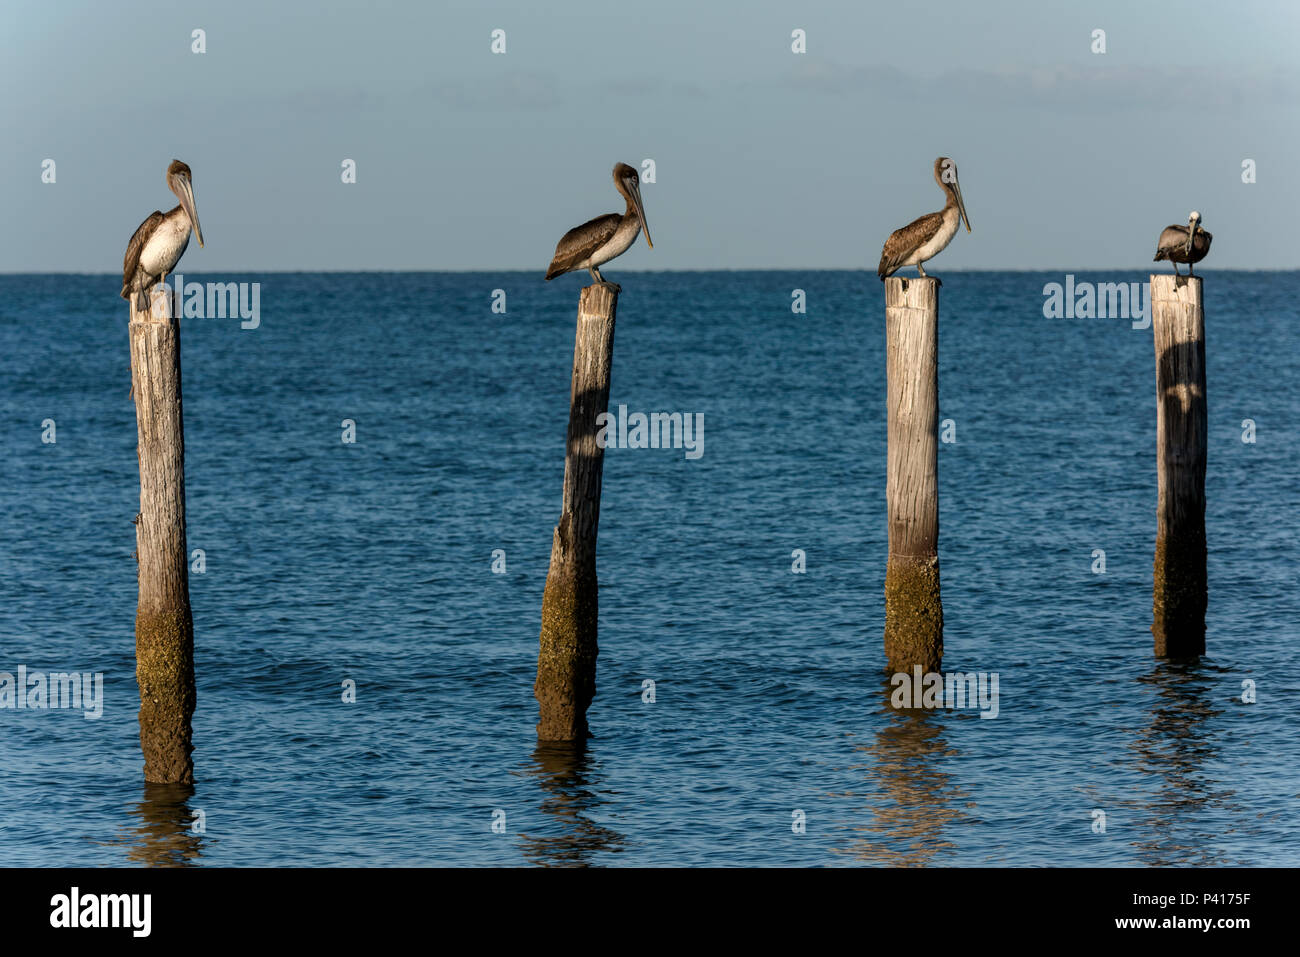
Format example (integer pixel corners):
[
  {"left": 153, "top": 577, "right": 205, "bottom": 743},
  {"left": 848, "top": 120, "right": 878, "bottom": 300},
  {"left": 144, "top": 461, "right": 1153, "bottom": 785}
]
[{"left": 3, "top": 0, "right": 1297, "bottom": 271}]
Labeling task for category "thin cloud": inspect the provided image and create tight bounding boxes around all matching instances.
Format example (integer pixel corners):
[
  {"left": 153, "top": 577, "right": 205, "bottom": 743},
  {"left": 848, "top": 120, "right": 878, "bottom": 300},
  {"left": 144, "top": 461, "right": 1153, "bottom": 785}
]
[
  {"left": 428, "top": 72, "right": 564, "bottom": 111},
  {"left": 785, "top": 60, "right": 1300, "bottom": 112}
]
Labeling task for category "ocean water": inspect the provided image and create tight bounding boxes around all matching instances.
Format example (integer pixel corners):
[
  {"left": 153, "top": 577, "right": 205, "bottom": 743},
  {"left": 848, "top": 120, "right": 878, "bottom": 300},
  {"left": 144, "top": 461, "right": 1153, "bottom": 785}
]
[{"left": 1, "top": 270, "right": 1296, "bottom": 867}]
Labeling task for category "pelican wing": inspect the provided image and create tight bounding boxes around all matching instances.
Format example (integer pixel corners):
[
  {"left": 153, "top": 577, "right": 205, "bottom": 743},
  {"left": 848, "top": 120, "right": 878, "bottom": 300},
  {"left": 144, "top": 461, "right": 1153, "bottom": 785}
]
[
  {"left": 878, "top": 210, "right": 944, "bottom": 279},
  {"left": 121, "top": 210, "right": 164, "bottom": 298},
  {"left": 1152, "top": 224, "right": 1189, "bottom": 262},
  {"left": 545, "top": 213, "right": 622, "bottom": 280}
]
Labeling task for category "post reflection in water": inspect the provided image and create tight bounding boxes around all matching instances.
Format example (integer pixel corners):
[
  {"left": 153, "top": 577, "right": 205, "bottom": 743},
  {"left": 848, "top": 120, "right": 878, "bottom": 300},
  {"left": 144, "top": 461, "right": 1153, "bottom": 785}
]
[
  {"left": 518, "top": 741, "right": 625, "bottom": 867},
  {"left": 1128, "top": 660, "right": 1235, "bottom": 866},
  {"left": 835, "top": 676, "right": 970, "bottom": 866},
  {"left": 116, "top": 783, "right": 205, "bottom": 866}
]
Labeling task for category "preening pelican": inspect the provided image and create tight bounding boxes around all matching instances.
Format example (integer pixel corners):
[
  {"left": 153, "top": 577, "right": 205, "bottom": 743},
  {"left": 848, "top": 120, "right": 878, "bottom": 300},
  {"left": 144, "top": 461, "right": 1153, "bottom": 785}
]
[
  {"left": 545, "top": 162, "right": 652, "bottom": 287},
  {"left": 878, "top": 157, "right": 971, "bottom": 281},
  {"left": 1153, "top": 211, "right": 1212, "bottom": 276},
  {"left": 121, "top": 160, "right": 204, "bottom": 310}
]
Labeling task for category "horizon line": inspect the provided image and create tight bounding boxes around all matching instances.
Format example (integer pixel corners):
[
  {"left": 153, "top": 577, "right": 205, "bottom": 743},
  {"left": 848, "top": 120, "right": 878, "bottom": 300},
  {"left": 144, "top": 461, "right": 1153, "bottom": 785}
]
[{"left": 2, "top": 267, "right": 1296, "bottom": 276}]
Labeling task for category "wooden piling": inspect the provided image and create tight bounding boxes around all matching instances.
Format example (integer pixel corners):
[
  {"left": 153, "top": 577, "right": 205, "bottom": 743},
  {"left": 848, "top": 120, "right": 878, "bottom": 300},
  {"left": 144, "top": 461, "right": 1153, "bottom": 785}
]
[
  {"left": 129, "top": 286, "right": 196, "bottom": 783},
  {"left": 883, "top": 277, "right": 943, "bottom": 674},
  {"left": 535, "top": 283, "right": 618, "bottom": 740},
  {"left": 1150, "top": 274, "right": 1207, "bottom": 657}
]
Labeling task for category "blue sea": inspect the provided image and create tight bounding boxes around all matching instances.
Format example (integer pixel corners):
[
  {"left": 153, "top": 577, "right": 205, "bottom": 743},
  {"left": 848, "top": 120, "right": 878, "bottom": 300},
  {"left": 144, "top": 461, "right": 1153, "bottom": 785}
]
[{"left": 1, "top": 271, "right": 1296, "bottom": 867}]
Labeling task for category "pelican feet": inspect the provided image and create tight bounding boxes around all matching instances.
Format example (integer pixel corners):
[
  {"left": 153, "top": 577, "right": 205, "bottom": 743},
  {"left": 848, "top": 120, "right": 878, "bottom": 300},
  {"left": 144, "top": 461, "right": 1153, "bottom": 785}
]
[
  {"left": 913, "top": 264, "right": 941, "bottom": 286},
  {"left": 596, "top": 280, "right": 622, "bottom": 293}
]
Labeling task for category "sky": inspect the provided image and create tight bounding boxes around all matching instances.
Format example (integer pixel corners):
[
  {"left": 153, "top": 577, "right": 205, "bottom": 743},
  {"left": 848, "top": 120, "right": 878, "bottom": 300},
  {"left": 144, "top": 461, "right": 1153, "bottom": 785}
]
[{"left": 2, "top": 0, "right": 1298, "bottom": 272}]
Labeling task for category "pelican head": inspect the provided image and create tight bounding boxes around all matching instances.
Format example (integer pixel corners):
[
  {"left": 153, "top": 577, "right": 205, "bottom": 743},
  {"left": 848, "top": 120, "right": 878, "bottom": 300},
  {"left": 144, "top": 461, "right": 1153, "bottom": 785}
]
[
  {"left": 1185, "top": 210, "right": 1202, "bottom": 254},
  {"left": 613, "top": 162, "right": 652, "bottom": 249},
  {"left": 166, "top": 159, "right": 204, "bottom": 248},
  {"left": 934, "top": 157, "right": 971, "bottom": 233}
]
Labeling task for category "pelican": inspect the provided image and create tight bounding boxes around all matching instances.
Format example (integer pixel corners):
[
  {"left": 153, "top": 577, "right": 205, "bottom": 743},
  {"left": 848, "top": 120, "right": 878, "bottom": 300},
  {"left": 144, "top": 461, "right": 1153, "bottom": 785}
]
[
  {"left": 1153, "top": 211, "right": 1212, "bottom": 276},
  {"left": 878, "top": 157, "right": 971, "bottom": 281},
  {"left": 121, "top": 160, "right": 204, "bottom": 310},
  {"left": 545, "top": 162, "right": 652, "bottom": 288}
]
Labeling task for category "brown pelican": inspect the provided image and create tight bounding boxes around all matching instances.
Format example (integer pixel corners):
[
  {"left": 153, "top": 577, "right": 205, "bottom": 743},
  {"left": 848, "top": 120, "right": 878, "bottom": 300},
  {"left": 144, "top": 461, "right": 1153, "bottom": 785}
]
[
  {"left": 878, "top": 157, "right": 971, "bottom": 281},
  {"left": 1153, "top": 211, "right": 1212, "bottom": 276},
  {"left": 121, "top": 160, "right": 204, "bottom": 310},
  {"left": 545, "top": 162, "right": 652, "bottom": 287}
]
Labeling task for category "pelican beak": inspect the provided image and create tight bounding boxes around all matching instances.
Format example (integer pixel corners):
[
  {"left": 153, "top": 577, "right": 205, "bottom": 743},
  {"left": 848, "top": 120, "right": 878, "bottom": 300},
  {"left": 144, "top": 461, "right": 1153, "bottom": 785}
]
[
  {"left": 954, "top": 179, "right": 971, "bottom": 233},
  {"left": 630, "top": 179, "right": 653, "bottom": 249},
  {"left": 179, "top": 176, "right": 204, "bottom": 248},
  {"left": 1184, "top": 220, "right": 1195, "bottom": 256}
]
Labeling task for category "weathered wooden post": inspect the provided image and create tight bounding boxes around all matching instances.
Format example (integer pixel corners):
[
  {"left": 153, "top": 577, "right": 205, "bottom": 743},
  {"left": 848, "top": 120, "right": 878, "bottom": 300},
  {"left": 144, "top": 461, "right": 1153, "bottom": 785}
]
[
  {"left": 883, "top": 277, "right": 943, "bottom": 674},
  {"left": 129, "top": 286, "right": 196, "bottom": 783},
  {"left": 1150, "top": 274, "right": 1207, "bottom": 656},
  {"left": 535, "top": 283, "right": 618, "bottom": 740}
]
